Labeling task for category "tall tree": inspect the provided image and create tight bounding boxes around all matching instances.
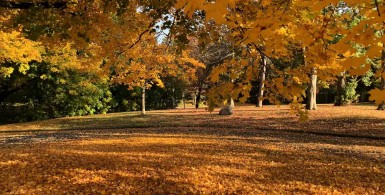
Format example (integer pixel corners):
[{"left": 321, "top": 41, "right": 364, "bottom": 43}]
[
  {"left": 334, "top": 71, "right": 347, "bottom": 106},
  {"left": 257, "top": 55, "right": 267, "bottom": 107},
  {"left": 306, "top": 68, "right": 318, "bottom": 110}
]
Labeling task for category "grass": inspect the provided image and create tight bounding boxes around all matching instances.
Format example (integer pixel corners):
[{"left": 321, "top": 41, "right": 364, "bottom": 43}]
[
  {"left": 1, "top": 103, "right": 385, "bottom": 138},
  {"left": 0, "top": 104, "right": 385, "bottom": 193}
]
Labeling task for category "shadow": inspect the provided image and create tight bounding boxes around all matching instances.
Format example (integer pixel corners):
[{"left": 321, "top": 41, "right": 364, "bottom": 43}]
[
  {"left": 1, "top": 114, "right": 385, "bottom": 148},
  {"left": 1, "top": 134, "right": 384, "bottom": 193}
]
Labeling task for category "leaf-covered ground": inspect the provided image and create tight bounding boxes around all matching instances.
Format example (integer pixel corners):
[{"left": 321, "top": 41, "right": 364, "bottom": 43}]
[{"left": 1, "top": 104, "right": 385, "bottom": 194}]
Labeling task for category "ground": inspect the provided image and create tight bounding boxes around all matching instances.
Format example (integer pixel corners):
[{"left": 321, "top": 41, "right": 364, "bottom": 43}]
[{"left": 0, "top": 104, "right": 384, "bottom": 194}]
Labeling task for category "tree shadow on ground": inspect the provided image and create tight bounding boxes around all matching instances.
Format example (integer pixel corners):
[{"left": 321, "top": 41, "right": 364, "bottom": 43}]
[{"left": 1, "top": 134, "right": 384, "bottom": 193}]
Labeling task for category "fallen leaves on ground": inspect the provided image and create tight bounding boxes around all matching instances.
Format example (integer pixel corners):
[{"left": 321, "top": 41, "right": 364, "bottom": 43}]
[{"left": 0, "top": 104, "right": 385, "bottom": 193}]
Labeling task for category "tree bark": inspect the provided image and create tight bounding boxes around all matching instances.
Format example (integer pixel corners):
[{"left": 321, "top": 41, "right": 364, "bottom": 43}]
[
  {"left": 359, "top": 86, "right": 366, "bottom": 103},
  {"left": 306, "top": 68, "right": 317, "bottom": 110},
  {"left": 141, "top": 86, "right": 146, "bottom": 115},
  {"left": 378, "top": 49, "right": 385, "bottom": 110},
  {"left": 257, "top": 56, "right": 266, "bottom": 107},
  {"left": 195, "top": 87, "right": 202, "bottom": 109},
  {"left": 334, "top": 71, "right": 346, "bottom": 106},
  {"left": 377, "top": 76, "right": 385, "bottom": 110},
  {"left": 230, "top": 97, "right": 235, "bottom": 108},
  {"left": 193, "top": 93, "right": 196, "bottom": 106}
]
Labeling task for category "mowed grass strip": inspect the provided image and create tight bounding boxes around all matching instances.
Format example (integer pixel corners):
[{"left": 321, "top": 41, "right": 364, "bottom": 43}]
[{"left": 1, "top": 104, "right": 385, "bottom": 138}]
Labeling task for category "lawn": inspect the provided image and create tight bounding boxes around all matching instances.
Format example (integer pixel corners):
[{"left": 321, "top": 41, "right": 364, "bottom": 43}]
[{"left": 1, "top": 104, "right": 385, "bottom": 194}]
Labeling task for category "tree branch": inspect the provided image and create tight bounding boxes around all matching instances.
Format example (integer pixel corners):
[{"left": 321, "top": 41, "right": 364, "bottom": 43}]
[
  {"left": 205, "top": 52, "right": 235, "bottom": 66},
  {"left": 375, "top": 0, "right": 381, "bottom": 17},
  {"left": 128, "top": 29, "right": 150, "bottom": 49},
  {"left": 0, "top": 1, "right": 68, "bottom": 9}
]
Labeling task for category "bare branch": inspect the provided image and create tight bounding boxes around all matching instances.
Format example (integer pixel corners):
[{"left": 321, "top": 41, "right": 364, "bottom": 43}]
[
  {"left": 128, "top": 29, "right": 150, "bottom": 49},
  {"left": 375, "top": 0, "right": 381, "bottom": 17}
]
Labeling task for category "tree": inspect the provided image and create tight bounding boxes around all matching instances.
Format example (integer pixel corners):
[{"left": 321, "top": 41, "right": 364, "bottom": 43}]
[
  {"left": 0, "top": 41, "right": 111, "bottom": 123},
  {"left": 112, "top": 39, "right": 171, "bottom": 115},
  {"left": 0, "top": 30, "right": 42, "bottom": 102},
  {"left": 370, "top": 50, "right": 385, "bottom": 110},
  {"left": 175, "top": 0, "right": 385, "bottom": 112},
  {"left": 3, "top": 0, "right": 385, "bottom": 123},
  {"left": 193, "top": 42, "right": 234, "bottom": 108},
  {"left": 306, "top": 68, "right": 318, "bottom": 110},
  {"left": 335, "top": 71, "right": 348, "bottom": 106},
  {"left": 112, "top": 36, "right": 204, "bottom": 114},
  {"left": 257, "top": 55, "right": 267, "bottom": 107}
]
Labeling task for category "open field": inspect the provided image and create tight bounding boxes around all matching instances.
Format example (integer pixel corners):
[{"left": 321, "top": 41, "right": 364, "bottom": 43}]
[{"left": 1, "top": 104, "right": 385, "bottom": 193}]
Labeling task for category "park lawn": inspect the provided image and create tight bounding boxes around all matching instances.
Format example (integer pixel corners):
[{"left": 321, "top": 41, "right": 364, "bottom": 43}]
[
  {"left": 1, "top": 103, "right": 385, "bottom": 137},
  {"left": 0, "top": 104, "right": 385, "bottom": 193}
]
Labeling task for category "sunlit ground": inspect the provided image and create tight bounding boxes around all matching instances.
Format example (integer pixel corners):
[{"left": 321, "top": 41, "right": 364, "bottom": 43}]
[{"left": 1, "top": 104, "right": 385, "bottom": 193}]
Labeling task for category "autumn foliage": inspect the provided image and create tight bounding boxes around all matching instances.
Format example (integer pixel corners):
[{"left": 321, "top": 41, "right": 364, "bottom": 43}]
[
  {"left": 1, "top": 0, "right": 385, "bottom": 116},
  {"left": 2, "top": 1, "right": 385, "bottom": 193}
]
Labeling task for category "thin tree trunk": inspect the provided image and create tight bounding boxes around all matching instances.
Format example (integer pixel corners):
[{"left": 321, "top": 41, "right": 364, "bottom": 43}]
[
  {"left": 141, "top": 86, "right": 146, "bottom": 115},
  {"left": 378, "top": 49, "right": 385, "bottom": 110},
  {"left": 334, "top": 71, "right": 346, "bottom": 106},
  {"left": 195, "top": 87, "right": 202, "bottom": 109},
  {"left": 360, "top": 86, "right": 365, "bottom": 103},
  {"left": 230, "top": 97, "right": 235, "bottom": 108},
  {"left": 377, "top": 76, "right": 385, "bottom": 110},
  {"left": 230, "top": 78, "right": 235, "bottom": 108},
  {"left": 182, "top": 92, "right": 186, "bottom": 109},
  {"left": 257, "top": 56, "right": 267, "bottom": 107},
  {"left": 306, "top": 68, "right": 317, "bottom": 110},
  {"left": 193, "top": 93, "right": 196, "bottom": 106}
]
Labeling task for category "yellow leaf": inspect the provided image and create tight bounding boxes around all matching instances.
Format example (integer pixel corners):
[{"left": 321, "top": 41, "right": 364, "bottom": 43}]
[{"left": 369, "top": 88, "right": 385, "bottom": 105}]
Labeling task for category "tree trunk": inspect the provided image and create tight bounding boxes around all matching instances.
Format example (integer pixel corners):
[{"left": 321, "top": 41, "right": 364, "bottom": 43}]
[
  {"left": 257, "top": 56, "right": 267, "bottom": 107},
  {"left": 359, "top": 86, "right": 366, "bottom": 103},
  {"left": 377, "top": 76, "right": 385, "bottom": 110},
  {"left": 334, "top": 71, "right": 346, "bottom": 106},
  {"left": 306, "top": 68, "right": 317, "bottom": 110},
  {"left": 182, "top": 92, "right": 186, "bottom": 109},
  {"left": 230, "top": 97, "right": 235, "bottom": 108},
  {"left": 141, "top": 86, "right": 146, "bottom": 115},
  {"left": 195, "top": 87, "right": 202, "bottom": 109},
  {"left": 377, "top": 49, "right": 385, "bottom": 110},
  {"left": 193, "top": 93, "right": 196, "bottom": 106}
]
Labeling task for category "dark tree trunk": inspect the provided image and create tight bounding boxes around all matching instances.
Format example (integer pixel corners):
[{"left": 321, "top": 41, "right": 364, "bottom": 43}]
[
  {"left": 377, "top": 76, "right": 385, "bottom": 110},
  {"left": 257, "top": 56, "right": 266, "bottom": 107},
  {"left": 359, "top": 86, "right": 366, "bottom": 103},
  {"left": 195, "top": 87, "right": 202, "bottom": 109},
  {"left": 306, "top": 68, "right": 317, "bottom": 110},
  {"left": 334, "top": 71, "right": 346, "bottom": 106},
  {"left": 378, "top": 49, "right": 385, "bottom": 110}
]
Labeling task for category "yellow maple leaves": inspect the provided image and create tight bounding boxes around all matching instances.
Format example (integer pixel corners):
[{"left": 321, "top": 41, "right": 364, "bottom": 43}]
[
  {"left": 112, "top": 37, "right": 175, "bottom": 90},
  {"left": 1, "top": 0, "right": 385, "bottom": 109},
  {"left": 172, "top": 0, "right": 385, "bottom": 108},
  {"left": 0, "top": 30, "right": 42, "bottom": 77}
]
